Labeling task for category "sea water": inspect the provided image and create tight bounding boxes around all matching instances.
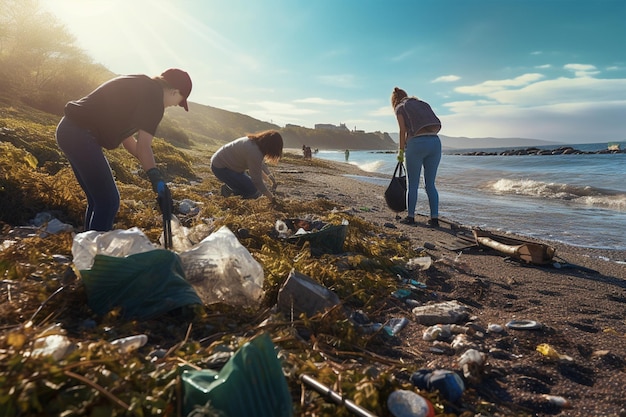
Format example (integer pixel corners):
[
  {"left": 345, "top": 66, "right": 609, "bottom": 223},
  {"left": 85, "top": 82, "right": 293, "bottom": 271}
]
[{"left": 314, "top": 143, "right": 626, "bottom": 251}]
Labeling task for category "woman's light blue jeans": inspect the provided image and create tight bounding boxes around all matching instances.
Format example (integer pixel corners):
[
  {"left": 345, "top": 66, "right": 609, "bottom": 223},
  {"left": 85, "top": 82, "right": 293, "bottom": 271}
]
[{"left": 405, "top": 135, "right": 441, "bottom": 219}]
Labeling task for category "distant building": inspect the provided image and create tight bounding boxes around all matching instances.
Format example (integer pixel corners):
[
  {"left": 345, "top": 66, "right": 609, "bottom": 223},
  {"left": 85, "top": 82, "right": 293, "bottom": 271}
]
[
  {"left": 314, "top": 123, "right": 349, "bottom": 131},
  {"left": 285, "top": 123, "right": 302, "bottom": 128}
]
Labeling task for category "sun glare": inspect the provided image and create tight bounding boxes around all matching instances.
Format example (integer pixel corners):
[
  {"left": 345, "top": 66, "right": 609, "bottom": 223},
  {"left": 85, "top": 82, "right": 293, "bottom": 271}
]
[{"left": 41, "top": 0, "right": 186, "bottom": 75}]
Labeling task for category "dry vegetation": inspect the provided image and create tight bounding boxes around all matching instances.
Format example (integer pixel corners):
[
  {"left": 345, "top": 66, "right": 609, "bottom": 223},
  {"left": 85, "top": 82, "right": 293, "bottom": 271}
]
[{"left": 0, "top": 112, "right": 433, "bottom": 416}]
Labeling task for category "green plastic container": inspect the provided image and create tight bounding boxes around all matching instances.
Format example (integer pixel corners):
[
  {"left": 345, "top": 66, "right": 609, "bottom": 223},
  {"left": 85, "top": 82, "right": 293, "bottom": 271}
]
[{"left": 181, "top": 333, "right": 293, "bottom": 417}]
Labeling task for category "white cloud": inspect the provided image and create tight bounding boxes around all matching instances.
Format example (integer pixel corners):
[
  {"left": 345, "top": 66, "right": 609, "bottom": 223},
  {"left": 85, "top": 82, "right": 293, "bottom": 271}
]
[
  {"left": 535, "top": 64, "right": 551, "bottom": 69},
  {"left": 455, "top": 73, "right": 545, "bottom": 95},
  {"left": 489, "top": 76, "right": 626, "bottom": 105},
  {"left": 563, "top": 63, "right": 600, "bottom": 77},
  {"left": 253, "top": 101, "right": 319, "bottom": 116},
  {"left": 370, "top": 105, "right": 394, "bottom": 117},
  {"left": 294, "top": 97, "right": 351, "bottom": 106},
  {"left": 433, "top": 75, "right": 461, "bottom": 83}
]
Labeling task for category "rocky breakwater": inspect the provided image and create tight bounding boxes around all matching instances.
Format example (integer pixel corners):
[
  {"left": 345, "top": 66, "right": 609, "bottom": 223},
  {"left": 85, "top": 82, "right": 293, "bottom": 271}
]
[{"left": 455, "top": 146, "right": 624, "bottom": 156}]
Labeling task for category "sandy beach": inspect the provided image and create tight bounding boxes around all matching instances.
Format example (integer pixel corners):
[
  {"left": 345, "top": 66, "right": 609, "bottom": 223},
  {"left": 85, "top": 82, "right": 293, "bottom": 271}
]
[{"left": 275, "top": 151, "right": 626, "bottom": 416}]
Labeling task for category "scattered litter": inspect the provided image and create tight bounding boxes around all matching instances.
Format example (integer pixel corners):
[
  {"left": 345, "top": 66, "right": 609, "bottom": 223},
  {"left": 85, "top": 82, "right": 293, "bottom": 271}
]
[
  {"left": 387, "top": 389, "right": 435, "bottom": 417},
  {"left": 30, "top": 212, "right": 74, "bottom": 234},
  {"left": 406, "top": 256, "right": 432, "bottom": 271},
  {"left": 458, "top": 348, "right": 486, "bottom": 381},
  {"left": 392, "top": 288, "right": 413, "bottom": 299},
  {"left": 72, "top": 227, "right": 156, "bottom": 270},
  {"left": 161, "top": 215, "right": 212, "bottom": 252},
  {"left": 542, "top": 394, "right": 572, "bottom": 409},
  {"left": 2, "top": 240, "right": 16, "bottom": 250},
  {"left": 301, "top": 374, "right": 377, "bottom": 417},
  {"left": 111, "top": 334, "right": 148, "bottom": 353},
  {"left": 412, "top": 300, "right": 470, "bottom": 325},
  {"left": 181, "top": 333, "right": 293, "bottom": 417},
  {"left": 277, "top": 269, "right": 340, "bottom": 319},
  {"left": 450, "top": 333, "right": 478, "bottom": 351},
  {"left": 384, "top": 317, "right": 409, "bottom": 336},
  {"left": 178, "top": 198, "right": 201, "bottom": 215},
  {"left": 422, "top": 324, "right": 451, "bottom": 341},
  {"left": 487, "top": 323, "right": 504, "bottom": 333},
  {"left": 278, "top": 218, "right": 349, "bottom": 256},
  {"left": 31, "top": 324, "right": 73, "bottom": 361},
  {"left": 179, "top": 226, "right": 265, "bottom": 307},
  {"left": 536, "top": 343, "right": 574, "bottom": 362},
  {"left": 410, "top": 369, "right": 465, "bottom": 402},
  {"left": 506, "top": 319, "right": 543, "bottom": 330}
]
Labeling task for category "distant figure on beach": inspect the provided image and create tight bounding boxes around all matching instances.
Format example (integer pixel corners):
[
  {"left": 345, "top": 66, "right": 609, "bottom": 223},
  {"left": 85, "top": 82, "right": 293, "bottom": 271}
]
[
  {"left": 210, "top": 130, "right": 282, "bottom": 202},
  {"left": 303, "top": 146, "right": 312, "bottom": 159},
  {"left": 345, "top": 149, "right": 350, "bottom": 161},
  {"left": 55, "top": 68, "right": 192, "bottom": 231},
  {"left": 391, "top": 87, "right": 442, "bottom": 227}
]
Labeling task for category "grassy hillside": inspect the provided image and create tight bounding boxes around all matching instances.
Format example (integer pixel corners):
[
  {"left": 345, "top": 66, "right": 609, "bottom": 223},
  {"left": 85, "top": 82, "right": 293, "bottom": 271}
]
[
  {"left": 163, "top": 102, "right": 396, "bottom": 151},
  {"left": 0, "top": 103, "right": 198, "bottom": 226}
]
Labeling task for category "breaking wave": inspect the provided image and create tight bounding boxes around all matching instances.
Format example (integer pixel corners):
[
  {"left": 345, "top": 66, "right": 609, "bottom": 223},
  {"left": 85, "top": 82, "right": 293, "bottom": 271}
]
[{"left": 490, "top": 179, "right": 626, "bottom": 211}]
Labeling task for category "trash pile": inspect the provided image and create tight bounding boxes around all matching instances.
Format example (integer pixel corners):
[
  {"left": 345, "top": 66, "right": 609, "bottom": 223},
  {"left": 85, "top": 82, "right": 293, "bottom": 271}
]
[{"left": 0, "top": 200, "right": 588, "bottom": 416}]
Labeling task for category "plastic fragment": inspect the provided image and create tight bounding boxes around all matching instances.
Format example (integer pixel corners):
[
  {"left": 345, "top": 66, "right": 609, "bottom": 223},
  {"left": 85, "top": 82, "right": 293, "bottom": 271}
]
[{"left": 111, "top": 334, "right": 148, "bottom": 353}]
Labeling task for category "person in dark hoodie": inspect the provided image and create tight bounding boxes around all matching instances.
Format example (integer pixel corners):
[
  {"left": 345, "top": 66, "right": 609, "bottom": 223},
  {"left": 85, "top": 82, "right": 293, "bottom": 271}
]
[{"left": 55, "top": 68, "right": 192, "bottom": 231}]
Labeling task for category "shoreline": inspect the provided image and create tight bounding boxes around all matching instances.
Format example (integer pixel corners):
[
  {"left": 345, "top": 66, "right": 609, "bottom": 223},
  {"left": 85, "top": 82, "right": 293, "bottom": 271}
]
[
  {"left": 284, "top": 152, "right": 626, "bottom": 252},
  {"left": 278, "top": 152, "right": 626, "bottom": 268}
]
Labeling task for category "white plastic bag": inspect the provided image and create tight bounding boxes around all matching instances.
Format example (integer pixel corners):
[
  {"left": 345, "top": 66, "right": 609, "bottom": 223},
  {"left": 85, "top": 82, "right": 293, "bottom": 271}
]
[
  {"left": 72, "top": 227, "right": 156, "bottom": 270},
  {"left": 178, "top": 226, "right": 264, "bottom": 307}
]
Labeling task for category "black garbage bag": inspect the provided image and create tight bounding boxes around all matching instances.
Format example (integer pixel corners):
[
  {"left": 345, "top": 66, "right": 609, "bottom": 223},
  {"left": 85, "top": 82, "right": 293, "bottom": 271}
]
[
  {"left": 80, "top": 249, "right": 202, "bottom": 320},
  {"left": 385, "top": 161, "right": 407, "bottom": 212}
]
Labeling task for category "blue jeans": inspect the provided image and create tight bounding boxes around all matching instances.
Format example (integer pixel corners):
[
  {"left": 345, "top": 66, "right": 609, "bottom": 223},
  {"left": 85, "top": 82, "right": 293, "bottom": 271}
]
[
  {"left": 56, "top": 117, "right": 120, "bottom": 231},
  {"left": 211, "top": 165, "right": 260, "bottom": 199},
  {"left": 405, "top": 135, "right": 441, "bottom": 218}
]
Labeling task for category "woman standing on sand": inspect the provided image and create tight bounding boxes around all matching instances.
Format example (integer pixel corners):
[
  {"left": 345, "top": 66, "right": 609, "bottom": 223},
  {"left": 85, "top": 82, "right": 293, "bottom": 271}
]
[
  {"left": 210, "top": 130, "right": 282, "bottom": 203},
  {"left": 391, "top": 87, "right": 442, "bottom": 227},
  {"left": 56, "top": 68, "right": 192, "bottom": 232}
]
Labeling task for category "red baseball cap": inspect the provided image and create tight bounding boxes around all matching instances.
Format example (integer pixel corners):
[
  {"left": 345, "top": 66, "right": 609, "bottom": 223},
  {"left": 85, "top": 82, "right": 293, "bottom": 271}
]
[{"left": 161, "top": 68, "right": 192, "bottom": 111}]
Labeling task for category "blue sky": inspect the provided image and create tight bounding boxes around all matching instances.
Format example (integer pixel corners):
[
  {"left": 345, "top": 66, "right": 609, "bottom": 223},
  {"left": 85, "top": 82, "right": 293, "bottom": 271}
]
[{"left": 43, "top": 0, "right": 626, "bottom": 143}]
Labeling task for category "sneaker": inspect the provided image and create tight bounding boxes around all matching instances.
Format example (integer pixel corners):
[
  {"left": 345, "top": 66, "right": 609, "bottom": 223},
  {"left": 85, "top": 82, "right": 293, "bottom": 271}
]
[
  {"left": 220, "top": 184, "right": 234, "bottom": 197},
  {"left": 400, "top": 216, "right": 416, "bottom": 225},
  {"left": 427, "top": 218, "right": 440, "bottom": 228}
]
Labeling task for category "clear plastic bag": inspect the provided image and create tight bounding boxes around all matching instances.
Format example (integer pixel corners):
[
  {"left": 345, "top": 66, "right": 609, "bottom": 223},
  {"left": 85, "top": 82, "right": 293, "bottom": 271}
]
[{"left": 178, "top": 226, "right": 265, "bottom": 307}]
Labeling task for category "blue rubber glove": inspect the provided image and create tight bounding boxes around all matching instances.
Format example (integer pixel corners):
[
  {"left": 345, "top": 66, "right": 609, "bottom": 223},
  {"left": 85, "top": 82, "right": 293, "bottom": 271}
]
[
  {"left": 147, "top": 168, "right": 173, "bottom": 215},
  {"left": 157, "top": 182, "right": 172, "bottom": 216},
  {"left": 397, "top": 149, "right": 405, "bottom": 163},
  {"left": 147, "top": 168, "right": 164, "bottom": 192}
]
